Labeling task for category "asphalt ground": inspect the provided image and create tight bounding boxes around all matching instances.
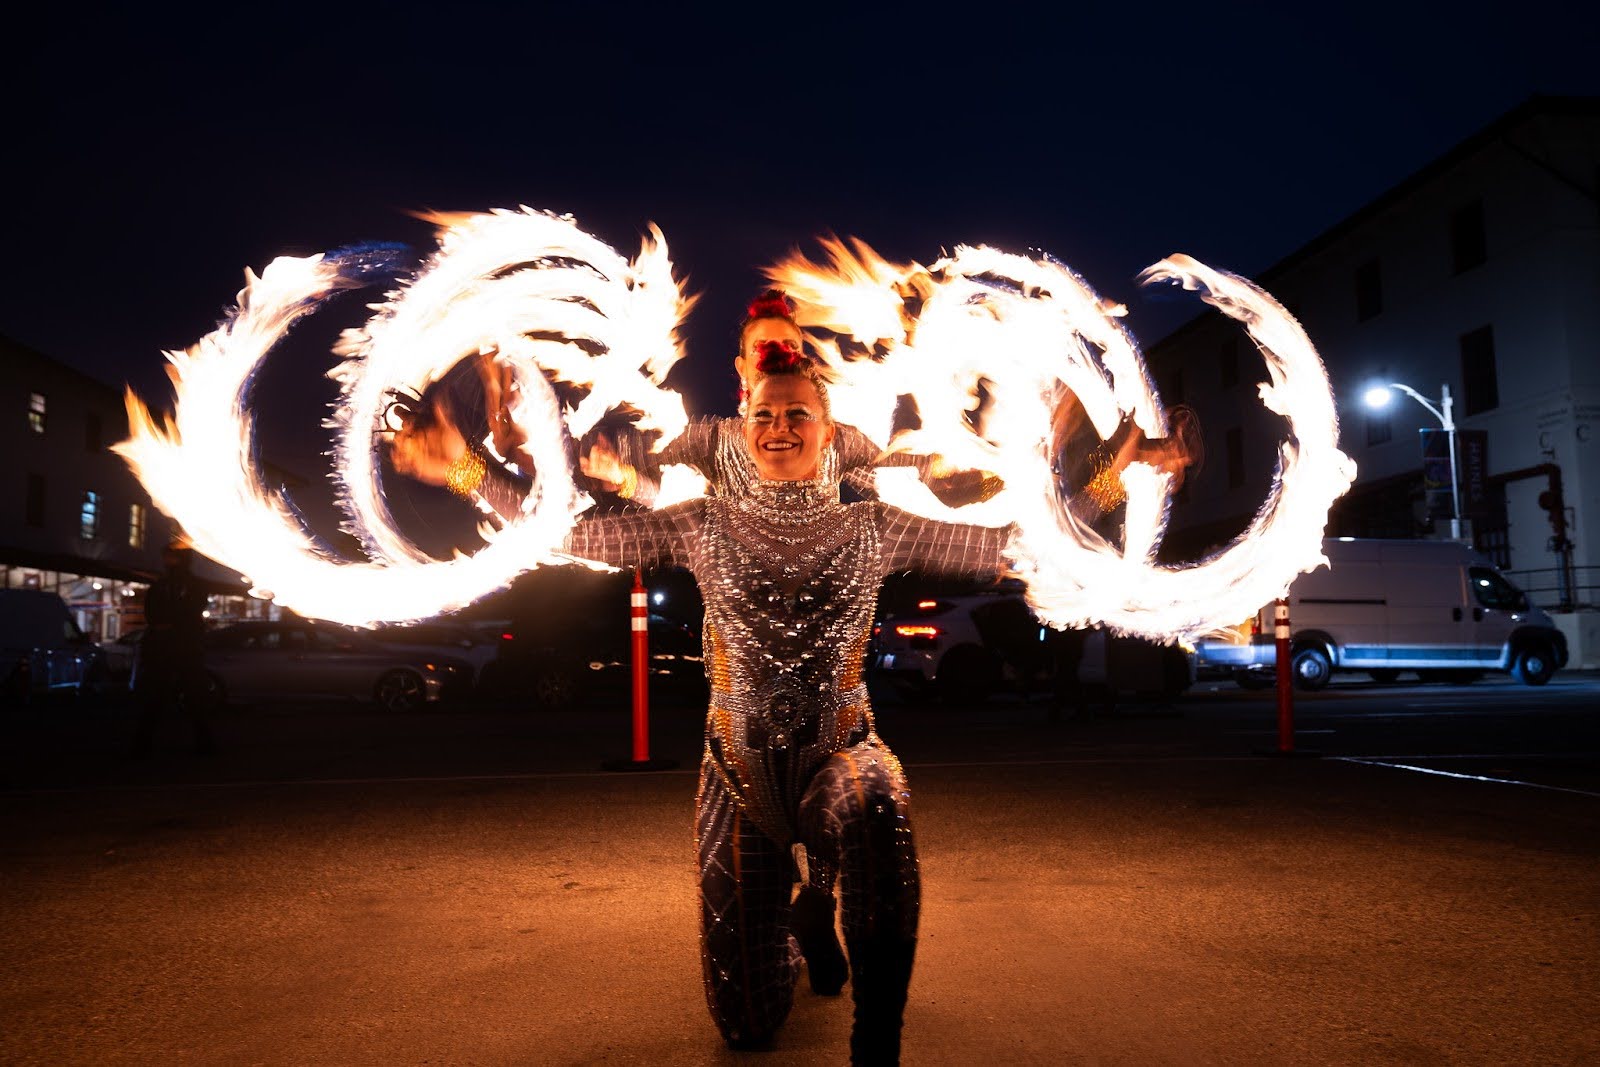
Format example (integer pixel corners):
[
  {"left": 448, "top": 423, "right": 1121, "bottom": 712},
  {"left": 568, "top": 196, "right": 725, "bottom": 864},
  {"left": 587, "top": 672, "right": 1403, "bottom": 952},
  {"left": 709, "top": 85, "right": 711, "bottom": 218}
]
[{"left": 2, "top": 683, "right": 1597, "bottom": 1066}]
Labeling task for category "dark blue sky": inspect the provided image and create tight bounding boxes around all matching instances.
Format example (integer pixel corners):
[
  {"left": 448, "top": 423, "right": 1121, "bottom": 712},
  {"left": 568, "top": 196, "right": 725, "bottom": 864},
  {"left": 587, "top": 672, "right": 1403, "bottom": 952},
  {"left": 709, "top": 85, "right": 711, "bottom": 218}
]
[{"left": 5, "top": 2, "right": 1597, "bottom": 515}]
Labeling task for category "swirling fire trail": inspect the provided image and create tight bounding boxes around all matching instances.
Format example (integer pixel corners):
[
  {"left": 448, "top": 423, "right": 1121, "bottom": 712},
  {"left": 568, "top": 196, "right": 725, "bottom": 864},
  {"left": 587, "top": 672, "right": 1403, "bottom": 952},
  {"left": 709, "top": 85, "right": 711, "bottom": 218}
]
[{"left": 117, "top": 209, "right": 1354, "bottom": 638}]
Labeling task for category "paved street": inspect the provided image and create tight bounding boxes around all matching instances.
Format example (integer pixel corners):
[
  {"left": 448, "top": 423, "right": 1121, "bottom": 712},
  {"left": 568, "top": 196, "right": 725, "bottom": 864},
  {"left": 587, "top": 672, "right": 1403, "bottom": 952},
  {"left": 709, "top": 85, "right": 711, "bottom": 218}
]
[{"left": 2, "top": 675, "right": 1597, "bottom": 1065}]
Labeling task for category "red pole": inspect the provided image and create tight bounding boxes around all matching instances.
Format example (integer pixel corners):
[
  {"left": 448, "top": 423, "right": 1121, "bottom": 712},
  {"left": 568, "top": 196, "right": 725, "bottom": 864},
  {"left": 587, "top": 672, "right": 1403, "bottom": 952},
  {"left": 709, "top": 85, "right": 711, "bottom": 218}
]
[
  {"left": 1274, "top": 598, "right": 1294, "bottom": 753},
  {"left": 630, "top": 571, "right": 650, "bottom": 763}
]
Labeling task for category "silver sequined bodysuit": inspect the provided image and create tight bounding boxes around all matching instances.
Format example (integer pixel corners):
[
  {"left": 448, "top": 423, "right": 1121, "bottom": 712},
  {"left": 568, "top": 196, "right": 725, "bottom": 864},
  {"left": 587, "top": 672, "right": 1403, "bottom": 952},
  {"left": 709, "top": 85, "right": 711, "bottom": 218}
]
[{"left": 563, "top": 479, "right": 1009, "bottom": 844}]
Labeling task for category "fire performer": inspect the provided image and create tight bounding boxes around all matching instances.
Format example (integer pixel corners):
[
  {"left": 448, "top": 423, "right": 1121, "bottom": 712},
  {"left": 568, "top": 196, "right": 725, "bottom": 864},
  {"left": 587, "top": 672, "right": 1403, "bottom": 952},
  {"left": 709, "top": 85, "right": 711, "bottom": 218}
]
[
  {"left": 471, "top": 288, "right": 1000, "bottom": 991},
  {"left": 389, "top": 343, "right": 1014, "bottom": 1064}
]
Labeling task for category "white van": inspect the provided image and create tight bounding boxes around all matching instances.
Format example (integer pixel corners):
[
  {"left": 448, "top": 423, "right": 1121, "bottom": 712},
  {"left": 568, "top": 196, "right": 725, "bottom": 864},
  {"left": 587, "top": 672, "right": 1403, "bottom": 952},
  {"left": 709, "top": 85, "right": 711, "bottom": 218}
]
[{"left": 1195, "top": 538, "right": 1568, "bottom": 689}]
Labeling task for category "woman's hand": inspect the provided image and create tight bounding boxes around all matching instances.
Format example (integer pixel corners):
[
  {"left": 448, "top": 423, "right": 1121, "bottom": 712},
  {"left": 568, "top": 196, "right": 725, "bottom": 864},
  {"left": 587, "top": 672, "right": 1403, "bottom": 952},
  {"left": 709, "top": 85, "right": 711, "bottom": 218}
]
[
  {"left": 579, "top": 433, "right": 635, "bottom": 496},
  {"left": 476, "top": 346, "right": 534, "bottom": 471},
  {"left": 388, "top": 398, "right": 468, "bottom": 486}
]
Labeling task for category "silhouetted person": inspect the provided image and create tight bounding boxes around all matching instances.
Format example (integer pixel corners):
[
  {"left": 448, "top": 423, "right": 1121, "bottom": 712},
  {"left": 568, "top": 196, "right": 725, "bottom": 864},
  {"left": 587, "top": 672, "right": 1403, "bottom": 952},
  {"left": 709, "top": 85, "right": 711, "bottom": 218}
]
[{"left": 132, "top": 540, "right": 214, "bottom": 756}]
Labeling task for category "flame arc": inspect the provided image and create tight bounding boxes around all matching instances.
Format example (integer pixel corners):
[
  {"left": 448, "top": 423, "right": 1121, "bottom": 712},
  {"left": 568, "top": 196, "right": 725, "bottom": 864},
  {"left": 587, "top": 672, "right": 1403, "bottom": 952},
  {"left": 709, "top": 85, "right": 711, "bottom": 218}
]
[
  {"left": 119, "top": 210, "right": 1353, "bottom": 638},
  {"left": 767, "top": 242, "right": 1357, "bottom": 640},
  {"left": 115, "top": 210, "right": 695, "bottom": 626}
]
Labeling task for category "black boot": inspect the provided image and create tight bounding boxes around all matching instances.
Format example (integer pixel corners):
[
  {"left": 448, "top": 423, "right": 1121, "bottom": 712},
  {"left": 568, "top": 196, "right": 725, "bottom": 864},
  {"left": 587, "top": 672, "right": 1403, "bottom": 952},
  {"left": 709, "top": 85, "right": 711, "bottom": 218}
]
[
  {"left": 848, "top": 935, "right": 916, "bottom": 1066},
  {"left": 790, "top": 884, "right": 849, "bottom": 995}
]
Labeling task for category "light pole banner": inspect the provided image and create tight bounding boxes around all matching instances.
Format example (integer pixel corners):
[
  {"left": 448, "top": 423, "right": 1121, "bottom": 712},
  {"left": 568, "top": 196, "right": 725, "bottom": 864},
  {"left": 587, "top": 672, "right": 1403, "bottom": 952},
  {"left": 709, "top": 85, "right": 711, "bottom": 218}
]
[
  {"left": 1420, "top": 428, "right": 1455, "bottom": 520},
  {"left": 1457, "top": 430, "right": 1490, "bottom": 517}
]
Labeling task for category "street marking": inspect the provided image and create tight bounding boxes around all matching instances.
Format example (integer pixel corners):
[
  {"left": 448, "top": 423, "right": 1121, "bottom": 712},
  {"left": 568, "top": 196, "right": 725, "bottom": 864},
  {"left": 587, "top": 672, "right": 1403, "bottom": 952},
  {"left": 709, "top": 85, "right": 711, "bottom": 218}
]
[{"left": 1332, "top": 757, "right": 1600, "bottom": 799}]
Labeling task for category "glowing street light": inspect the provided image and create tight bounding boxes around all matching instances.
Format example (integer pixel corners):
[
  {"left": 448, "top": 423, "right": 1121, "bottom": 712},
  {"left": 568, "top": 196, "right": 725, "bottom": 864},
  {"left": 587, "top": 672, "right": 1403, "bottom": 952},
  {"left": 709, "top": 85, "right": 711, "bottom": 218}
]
[{"left": 1365, "top": 382, "right": 1461, "bottom": 539}]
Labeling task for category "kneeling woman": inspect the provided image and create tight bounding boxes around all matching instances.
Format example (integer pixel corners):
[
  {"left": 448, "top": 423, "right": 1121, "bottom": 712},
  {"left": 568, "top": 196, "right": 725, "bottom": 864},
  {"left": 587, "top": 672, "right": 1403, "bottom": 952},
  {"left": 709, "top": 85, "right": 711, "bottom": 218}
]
[{"left": 394, "top": 345, "right": 1011, "bottom": 1064}]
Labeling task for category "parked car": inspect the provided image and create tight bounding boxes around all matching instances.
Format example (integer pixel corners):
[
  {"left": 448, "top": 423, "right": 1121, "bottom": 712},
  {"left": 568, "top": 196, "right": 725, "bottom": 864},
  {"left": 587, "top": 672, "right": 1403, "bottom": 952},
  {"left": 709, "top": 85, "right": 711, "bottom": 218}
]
[
  {"left": 483, "top": 609, "right": 706, "bottom": 709},
  {"left": 870, "top": 582, "right": 1193, "bottom": 702},
  {"left": 469, "top": 567, "right": 706, "bottom": 709},
  {"left": 1, "top": 589, "right": 108, "bottom": 703},
  {"left": 365, "top": 622, "right": 500, "bottom": 689},
  {"left": 202, "top": 620, "right": 473, "bottom": 711},
  {"left": 99, "top": 626, "right": 144, "bottom": 686},
  {"left": 1194, "top": 538, "right": 1569, "bottom": 690}
]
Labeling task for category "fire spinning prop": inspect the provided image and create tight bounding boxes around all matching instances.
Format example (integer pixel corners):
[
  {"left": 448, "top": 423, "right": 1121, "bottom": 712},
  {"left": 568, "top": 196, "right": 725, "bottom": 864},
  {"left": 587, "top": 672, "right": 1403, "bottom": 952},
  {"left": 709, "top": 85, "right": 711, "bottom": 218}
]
[{"left": 116, "top": 207, "right": 1356, "bottom": 637}]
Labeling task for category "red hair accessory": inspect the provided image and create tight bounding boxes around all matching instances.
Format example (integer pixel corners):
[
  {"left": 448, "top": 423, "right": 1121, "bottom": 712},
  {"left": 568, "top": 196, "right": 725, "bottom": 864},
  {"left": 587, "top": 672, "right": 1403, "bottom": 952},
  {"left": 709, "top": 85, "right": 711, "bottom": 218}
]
[
  {"left": 754, "top": 339, "right": 806, "bottom": 374},
  {"left": 745, "top": 290, "right": 795, "bottom": 321}
]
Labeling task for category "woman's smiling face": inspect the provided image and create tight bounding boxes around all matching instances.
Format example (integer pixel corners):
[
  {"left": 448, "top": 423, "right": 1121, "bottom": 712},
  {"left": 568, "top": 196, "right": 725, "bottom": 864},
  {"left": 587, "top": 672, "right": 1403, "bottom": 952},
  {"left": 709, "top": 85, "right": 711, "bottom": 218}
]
[{"left": 744, "top": 373, "right": 835, "bottom": 481}]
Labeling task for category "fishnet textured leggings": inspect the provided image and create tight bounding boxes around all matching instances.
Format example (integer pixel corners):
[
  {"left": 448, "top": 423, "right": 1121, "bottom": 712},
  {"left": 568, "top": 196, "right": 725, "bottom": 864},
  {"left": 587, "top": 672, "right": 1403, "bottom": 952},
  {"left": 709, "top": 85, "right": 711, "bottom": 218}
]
[{"left": 695, "top": 741, "right": 920, "bottom": 1046}]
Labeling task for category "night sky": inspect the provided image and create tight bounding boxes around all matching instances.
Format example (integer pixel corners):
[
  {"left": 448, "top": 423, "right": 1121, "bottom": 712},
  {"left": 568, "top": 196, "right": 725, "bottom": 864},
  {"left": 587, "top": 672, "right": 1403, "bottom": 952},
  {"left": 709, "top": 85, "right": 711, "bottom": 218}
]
[{"left": 6, "top": 3, "right": 1598, "bottom": 548}]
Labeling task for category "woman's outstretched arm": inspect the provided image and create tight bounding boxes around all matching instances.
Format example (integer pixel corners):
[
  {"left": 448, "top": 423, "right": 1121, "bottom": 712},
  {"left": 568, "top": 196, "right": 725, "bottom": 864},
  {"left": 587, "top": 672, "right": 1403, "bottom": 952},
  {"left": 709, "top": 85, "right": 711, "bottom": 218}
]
[{"left": 874, "top": 503, "right": 1015, "bottom": 582}]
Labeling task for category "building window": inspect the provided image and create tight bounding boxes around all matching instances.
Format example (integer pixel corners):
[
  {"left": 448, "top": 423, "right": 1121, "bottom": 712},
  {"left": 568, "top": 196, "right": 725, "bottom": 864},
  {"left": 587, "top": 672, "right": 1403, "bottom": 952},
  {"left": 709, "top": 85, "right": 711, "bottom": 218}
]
[
  {"left": 129, "top": 503, "right": 147, "bottom": 549},
  {"left": 1460, "top": 325, "right": 1498, "bottom": 415},
  {"left": 26, "top": 473, "right": 46, "bottom": 527},
  {"left": 1355, "top": 259, "right": 1382, "bottom": 321},
  {"left": 86, "top": 412, "right": 103, "bottom": 452},
  {"left": 80, "top": 490, "right": 100, "bottom": 541},
  {"left": 28, "top": 393, "right": 46, "bottom": 434},
  {"left": 1366, "top": 408, "right": 1392, "bottom": 446},
  {"left": 1225, "top": 427, "right": 1244, "bottom": 489},
  {"left": 1451, "top": 200, "right": 1486, "bottom": 274},
  {"left": 1219, "top": 338, "right": 1239, "bottom": 388}
]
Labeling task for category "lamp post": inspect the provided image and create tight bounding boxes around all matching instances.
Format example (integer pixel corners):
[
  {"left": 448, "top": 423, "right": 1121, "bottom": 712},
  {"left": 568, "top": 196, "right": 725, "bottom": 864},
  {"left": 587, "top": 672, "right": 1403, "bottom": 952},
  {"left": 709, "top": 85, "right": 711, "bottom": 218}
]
[{"left": 1364, "top": 382, "right": 1462, "bottom": 540}]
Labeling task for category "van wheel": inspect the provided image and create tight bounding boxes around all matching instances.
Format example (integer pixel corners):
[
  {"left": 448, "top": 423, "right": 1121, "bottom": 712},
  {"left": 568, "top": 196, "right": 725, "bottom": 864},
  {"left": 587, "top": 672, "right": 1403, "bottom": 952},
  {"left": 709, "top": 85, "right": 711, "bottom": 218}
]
[
  {"left": 1367, "top": 669, "right": 1401, "bottom": 683},
  {"left": 1291, "top": 647, "right": 1332, "bottom": 691},
  {"left": 1511, "top": 644, "right": 1555, "bottom": 686},
  {"left": 937, "top": 645, "right": 998, "bottom": 704}
]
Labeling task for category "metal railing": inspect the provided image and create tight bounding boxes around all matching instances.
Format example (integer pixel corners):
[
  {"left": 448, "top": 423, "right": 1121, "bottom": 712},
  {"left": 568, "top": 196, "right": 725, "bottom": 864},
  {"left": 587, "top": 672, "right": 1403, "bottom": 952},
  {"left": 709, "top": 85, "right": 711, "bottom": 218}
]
[{"left": 1502, "top": 565, "right": 1600, "bottom": 612}]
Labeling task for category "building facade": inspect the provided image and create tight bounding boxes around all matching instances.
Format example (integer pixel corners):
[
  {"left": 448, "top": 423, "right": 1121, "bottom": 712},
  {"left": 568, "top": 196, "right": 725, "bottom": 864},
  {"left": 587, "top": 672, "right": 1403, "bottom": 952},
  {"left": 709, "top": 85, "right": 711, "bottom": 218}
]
[
  {"left": 1, "top": 335, "right": 266, "bottom": 640},
  {"left": 1147, "top": 97, "right": 1600, "bottom": 661}
]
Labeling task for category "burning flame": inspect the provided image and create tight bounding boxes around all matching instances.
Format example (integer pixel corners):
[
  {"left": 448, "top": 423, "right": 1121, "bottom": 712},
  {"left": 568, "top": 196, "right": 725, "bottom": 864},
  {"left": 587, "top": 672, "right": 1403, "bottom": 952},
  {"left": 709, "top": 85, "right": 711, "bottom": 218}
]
[
  {"left": 116, "top": 209, "right": 695, "bottom": 626},
  {"left": 119, "top": 209, "right": 1352, "bottom": 640},
  {"left": 768, "top": 244, "right": 1357, "bottom": 640}
]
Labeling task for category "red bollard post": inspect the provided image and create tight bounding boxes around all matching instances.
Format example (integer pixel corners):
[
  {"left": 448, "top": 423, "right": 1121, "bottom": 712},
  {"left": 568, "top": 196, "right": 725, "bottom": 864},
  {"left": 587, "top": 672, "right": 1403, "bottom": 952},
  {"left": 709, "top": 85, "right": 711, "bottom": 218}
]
[
  {"left": 602, "top": 572, "right": 678, "bottom": 772},
  {"left": 630, "top": 571, "right": 650, "bottom": 762},
  {"left": 1274, "top": 598, "right": 1294, "bottom": 753}
]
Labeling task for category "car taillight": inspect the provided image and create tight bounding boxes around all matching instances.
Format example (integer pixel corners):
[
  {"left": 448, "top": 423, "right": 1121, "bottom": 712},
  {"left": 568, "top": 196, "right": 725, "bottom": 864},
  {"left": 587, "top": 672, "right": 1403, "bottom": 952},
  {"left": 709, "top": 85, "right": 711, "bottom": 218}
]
[
  {"left": 895, "top": 624, "right": 940, "bottom": 639},
  {"left": 500, "top": 632, "right": 514, "bottom": 642}
]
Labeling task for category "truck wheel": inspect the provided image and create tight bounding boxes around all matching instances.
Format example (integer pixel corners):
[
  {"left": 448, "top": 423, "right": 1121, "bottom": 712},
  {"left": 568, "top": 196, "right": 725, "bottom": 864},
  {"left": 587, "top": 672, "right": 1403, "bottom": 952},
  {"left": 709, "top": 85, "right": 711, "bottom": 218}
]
[
  {"left": 1291, "top": 647, "right": 1332, "bottom": 691},
  {"left": 1511, "top": 644, "right": 1556, "bottom": 686},
  {"left": 937, "top": 645, "right": 998, "bottom": 704}
]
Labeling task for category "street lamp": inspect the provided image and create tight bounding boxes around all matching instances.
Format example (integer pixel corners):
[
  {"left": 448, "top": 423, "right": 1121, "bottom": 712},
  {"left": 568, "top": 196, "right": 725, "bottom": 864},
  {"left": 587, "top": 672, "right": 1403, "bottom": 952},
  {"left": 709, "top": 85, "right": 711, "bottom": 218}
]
[{"left": 1364, "top": 382, "right": 1462, "bottom": 539}]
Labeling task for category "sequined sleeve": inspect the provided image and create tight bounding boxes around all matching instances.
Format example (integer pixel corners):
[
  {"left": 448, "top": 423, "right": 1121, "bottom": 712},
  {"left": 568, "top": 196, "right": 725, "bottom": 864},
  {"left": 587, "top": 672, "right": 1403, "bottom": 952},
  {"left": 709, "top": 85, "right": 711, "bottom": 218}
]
[
  {"left": 622, "top": 416, "right": 727, "bottom": 506},
  {"left": 834, "top": 423, "right": 933, "bottom": 500},
  {"left": 874, "top": 503, "right": 1012, "bottom": 580},
  {"left": 562, "top": 500, "right": 704, "bottom": 571}
]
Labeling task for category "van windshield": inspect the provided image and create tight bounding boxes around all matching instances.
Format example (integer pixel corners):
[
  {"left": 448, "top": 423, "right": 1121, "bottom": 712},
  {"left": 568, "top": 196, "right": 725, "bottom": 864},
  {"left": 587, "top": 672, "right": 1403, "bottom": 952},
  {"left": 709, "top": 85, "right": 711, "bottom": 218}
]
[{"left": 1469, "top": 566, "right": 1527, "bottom": 611}]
